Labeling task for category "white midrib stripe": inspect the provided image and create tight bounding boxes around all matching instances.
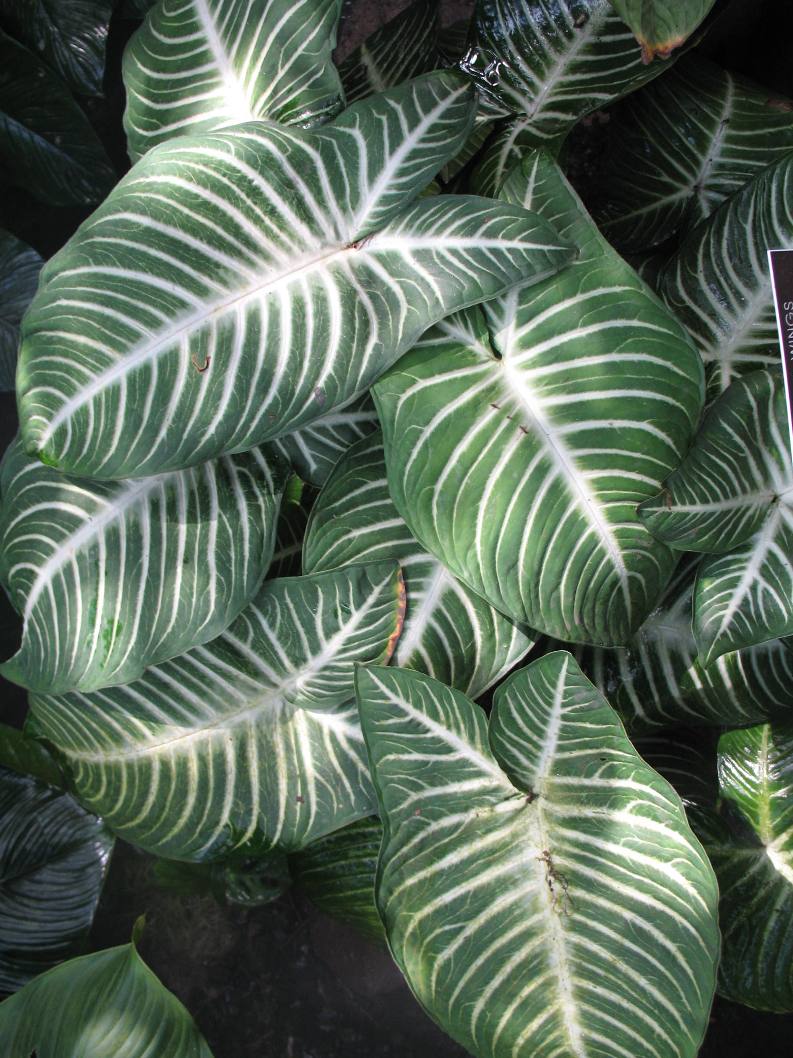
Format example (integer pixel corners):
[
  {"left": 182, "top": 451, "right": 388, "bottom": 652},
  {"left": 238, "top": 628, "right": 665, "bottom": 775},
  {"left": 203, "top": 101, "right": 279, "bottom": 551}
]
[
  {"left": 710, "top": 506, "right": 782, "bottom": 645},
  {"left": 498, "top": 357, "right": 630, "bottom": 586},
  {"left": 22, "top": 474, "right": 170, "bottom": 621},
  {"left": 37, "top": 240, "right": 355, "bottom": 445},
  {"left": 194, "top": 0, "right": 256, "bottom": 122}
]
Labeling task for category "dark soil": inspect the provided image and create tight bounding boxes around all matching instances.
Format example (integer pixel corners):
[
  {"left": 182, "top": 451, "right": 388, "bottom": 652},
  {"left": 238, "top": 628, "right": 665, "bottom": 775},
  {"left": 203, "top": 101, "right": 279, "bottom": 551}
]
[{"left": 2, "top": 2, "right": 793, "bottom": 1055}]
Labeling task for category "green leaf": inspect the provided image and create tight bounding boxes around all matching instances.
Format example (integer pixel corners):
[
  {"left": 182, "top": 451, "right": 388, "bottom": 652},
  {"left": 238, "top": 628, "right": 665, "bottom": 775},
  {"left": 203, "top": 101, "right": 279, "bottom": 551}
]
[
  {"left": 123, "top": 0, "right": 344, "bottom": 161},
  {"left": 0, "top": 763, "right": 113, "bottom": 994},
  {"left": 469, "top": 118, "right": 564, "bottom": 197},
  {"left": 338, "top": 0, "right": 439, "bottom": 104},
  {"left": 27, "top": 563, "right": 405, "bottom": 860},
  {"left": 271, "top": 393, "right": 378, "bottom": 487},
  {"left": 715, "top": 723, "right": 793, "bottom": 1011},
  {"left": 375, "top": 151, "right": 703, "bottom": 645},
  {"left": 575, "top": 557, "right": 793, "bottom": 730},
  {"left": 356, "top": 653, "right": 720, "bottom": 1058},
  {"left": 0, "top": 723, "right": 64, "bottom": 788},
  {"left": 0, "top": 30, "right": 116, "bottom": 206},
  {"left": 460, "top": 0, "right": 676, "bottom": 143},
  {"left": 594, "top": 57, "right": 793, "bottom": 253},
  {"left": 639, "top": 369, "right": 793, "bottom": 662},
  {"left": 609, "top": 0, "right": 716, "bottom": 61},
  {"left": 1, "top": 0, "right": 114, "bottom": 97},
  {"left": 290, "top": 816, "right": 384, "bottom": 942},
  {"left": 303, "top": 431, "right": 533, "bottom": 698},
  {"left": 659, "top": 150, "right": 793, "bottom": 399},
  {"left": 0, "top": 438, "right": 287, "bottom": 694},
  {"left": 0, "top": 940, "right": 213, "bottom": 1055},
  {"left": 0, "top": 230, "right": 42, "bottom": 392},
  {"left": 641, "top": 727, "right": 793, "bottom": 1012},
  {"left": 266, "top": 483, "right": 311, "bottom": 578},
  {"left": 18, "top": 72, "right": 574, "bottom": 479}
]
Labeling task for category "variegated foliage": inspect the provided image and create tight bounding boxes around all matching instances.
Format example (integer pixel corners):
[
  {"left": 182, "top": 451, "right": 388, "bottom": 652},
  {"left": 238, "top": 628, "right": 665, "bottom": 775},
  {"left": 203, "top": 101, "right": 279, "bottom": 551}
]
[
  {"left": 303, "top": 432, "right": 533, "bottom": 698},
  {"left": 640, "top": 369, "right": 793, "bottom": 664},
  {"left": 17, "top": 73, "right": 573, "bottom": 480},
  {"left": 576, "top": 557, "right": 793, "bottom": 731},
  {"left": 375, "top": 151, "right": 703, "bottom": 646},
  {"left": 357, "top": 653, "right": 719, "bottom": 1058},
  {"left": 594, "top": 57, "right": 793, "bottom": 252},
  {"left": 0, "top": 761, "right": 113, "bottom": 994},
  {"left": 659, "top": 151, "right": 793, "bottom": 399},
  {"left": 460, "top": 0, "right": 674, "bottom": 140},
  {"left": 26, "top": 564, "right": 404, "bottom": 860},
  {"left": 0, "top": 439, "right": 287, "bottom": 694},
  {"left": 123, "top": 0, "right": 344, "bottom": 160},
  {"left": 641, "top": 727, "right": 793, "bottom": 1012}
]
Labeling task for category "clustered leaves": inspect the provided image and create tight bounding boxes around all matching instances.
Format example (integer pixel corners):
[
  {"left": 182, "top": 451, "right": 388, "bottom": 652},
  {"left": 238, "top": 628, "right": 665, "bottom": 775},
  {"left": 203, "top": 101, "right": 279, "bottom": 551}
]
[{"left": 0, "top": 0, "right": 792, "bottom": 1055}]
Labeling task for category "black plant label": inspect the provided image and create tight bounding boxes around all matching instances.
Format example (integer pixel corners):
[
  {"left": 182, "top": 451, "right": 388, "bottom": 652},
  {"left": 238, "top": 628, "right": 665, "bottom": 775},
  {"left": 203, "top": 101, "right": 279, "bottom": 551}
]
[{"left": 767, "top": 249, "right": 793, "bottom": 462}]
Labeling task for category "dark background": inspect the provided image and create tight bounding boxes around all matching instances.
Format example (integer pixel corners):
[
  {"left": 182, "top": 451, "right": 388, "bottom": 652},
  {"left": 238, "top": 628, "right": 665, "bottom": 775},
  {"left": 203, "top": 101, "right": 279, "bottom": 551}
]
[{"left": 2, "top": 1, "right": 793, "bottom": 1054}]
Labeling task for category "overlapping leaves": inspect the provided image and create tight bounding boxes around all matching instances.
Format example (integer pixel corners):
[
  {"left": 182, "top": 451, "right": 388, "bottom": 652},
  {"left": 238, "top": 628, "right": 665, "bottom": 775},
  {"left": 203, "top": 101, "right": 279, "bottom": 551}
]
[
  {"left": 357, "top": 653, "right": 719, "bottom": 1058},
  {"left": 659, "top": 151, "right": 793, "bottom": 398},
  {"left": 27, "top": 563, "right": 404, "bottom": 860},
  {"left": 642, "top": 726, "right": 793, "bottom": 1012},
  {"left": 0, "top": 440, "right": 287, "bottom": 693},
  {"left": 303, "top": 432, "right": 533, "bottom": 697},
  {"left": 123, "top": 0, "right": 344, "bottom": 160},
  {"left": 0, "top": 759, "right": 113, "bottom": 994},
  {"left": 18, "top": 72, "right": 573, "bottom": 479},
  {"left": 595, "top": 57, "right": 793, "bottom": 253},
  {"left": 640, "top": 368, "right": 793, "bottom": 663},
  {"left": 375, "top": 151, "right": 703, "bottom": 646}
]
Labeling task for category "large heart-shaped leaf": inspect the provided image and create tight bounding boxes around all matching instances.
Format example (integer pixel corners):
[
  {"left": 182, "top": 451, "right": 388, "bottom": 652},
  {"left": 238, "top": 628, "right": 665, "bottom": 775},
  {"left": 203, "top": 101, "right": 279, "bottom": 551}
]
[
  {"left": 271, "top": 393, "right": 378, "bottom": 487},
  {"left": 0, "top": 439, "right": 287, "bottom": 694},
  {"left": 641, "top": 727, "right": 793, "bottom": 1012},
  {"left": 575, "top": 556, "right": 793, "bottom": 730},
  {"left": 608, "top": 0, "right": 715, "bottom": 61},
  {"left": 303, "top": 432, "right": 533, "bottom": 698},
  {"left": 123, "top": 0, "right": 344, "bottom": 161},
  {"left": 338, "top": 0, "right": 439, "bottom": 104},
  {"left": 0, "top": 939, "right": 213, "bottom": 1054},
  {"left": 27, "top": 563, "right": 404, "bottom": 860},
  {"left": 1, "top": 0, "right": 114, "bottom": 97},
  {"left": 593, "top": 58, "right": 793, "bottom": 253},
  {"left": 0, "top": 231, "right": 42, "bottom": 392},
  {"left": 0, "top": 759, "right": 113, "bottom": 994},
  {"left": 460, "top": 0, "right": 675, "bottom": 140},
  {"left": 640, "top": 369, "right": 793, "bottom": 663},
  {"left": 376, "top": 151, "right": 703, "bottom": 645},
  {"left": 0, "top": 30, "right": 116, "bottom": 206},
  {"left": 18, "top": 73, "right": 574, "bottom": 480},
  {"left": 356, "top": 653, "right": 719, "bottom": 1058},
  {"left": 659, "top": 151, "right": 793, "bottom": 399},
  {"left": 290, "top": 816, "right": 384, "bottom": 942}
]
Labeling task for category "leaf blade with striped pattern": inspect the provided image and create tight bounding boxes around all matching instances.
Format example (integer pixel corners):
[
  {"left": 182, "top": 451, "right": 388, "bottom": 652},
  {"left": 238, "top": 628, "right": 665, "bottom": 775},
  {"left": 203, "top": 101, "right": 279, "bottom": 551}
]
[
  {"left": 0, "top": 763, "right": 114, "bottom": 994},
  {"left": 26, "top": 563, "right": 404, "bottom": 861},
  {"left": 303, "top": 431, "right": 533, "bottom": 698},
  {"left": 575, "top": 557, "right": 793, "bottom": 732},
  {"left": 356, "top": 653, "right": 720, "bottom": 1058},
  {"left": 0, "top": 439, "right": 287, "bottom": 694},
  {"left": 640, "top": 368, "right": 793, "bottom": 662},
  {"left": 659, "top": 152, "right": 793, "bottom": 399},
  {"left": 593, "top": 57, "right": 793, "bottom": 253},
  {"left": 641, "top": 727, "right": 793, "bottom": 1012},
  {"left": 375, "top": 151, "right": 703, "bottom": 645},
  {"left": 123, "top": 0, "right": 344, "bottom": 161},
  {"left": 18, "top": 73, "right": 575, "bottom": 479},
  {"left": 460, "top": 0, "right": 675, "bottom": 142}
]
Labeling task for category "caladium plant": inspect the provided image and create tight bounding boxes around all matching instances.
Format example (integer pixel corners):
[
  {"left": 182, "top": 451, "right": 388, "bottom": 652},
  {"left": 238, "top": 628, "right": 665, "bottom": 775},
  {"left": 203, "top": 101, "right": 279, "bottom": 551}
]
[{"left": 1, "top": 0, "right": 792, "bottom": 1054}]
